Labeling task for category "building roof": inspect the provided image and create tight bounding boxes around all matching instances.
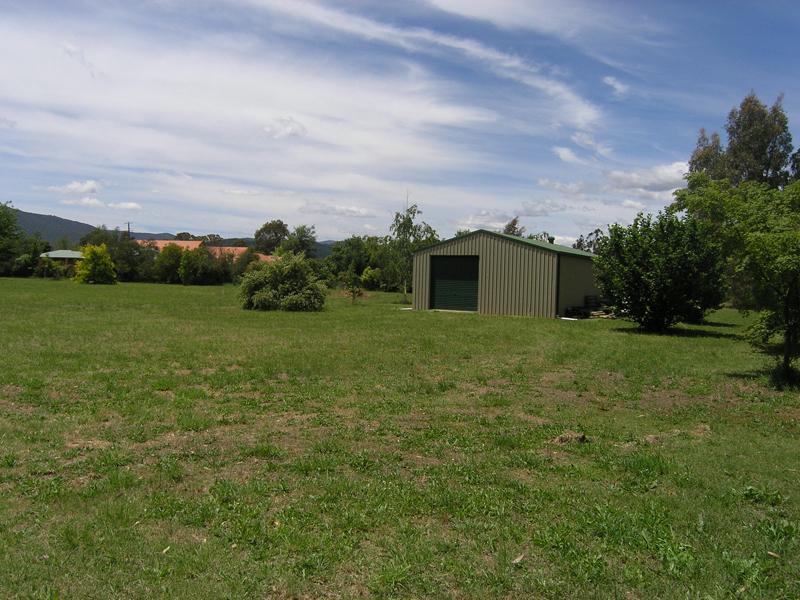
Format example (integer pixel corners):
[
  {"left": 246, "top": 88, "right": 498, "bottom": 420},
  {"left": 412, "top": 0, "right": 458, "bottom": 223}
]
[
  {"left": 142, "top": 240, "right": 205, "bottom": 251},
  {"left": 40, "top": 250, "right": 84, "bottom": 260},
  {"left": 414, "top": 229, "right": 596, "bottom": 258}
]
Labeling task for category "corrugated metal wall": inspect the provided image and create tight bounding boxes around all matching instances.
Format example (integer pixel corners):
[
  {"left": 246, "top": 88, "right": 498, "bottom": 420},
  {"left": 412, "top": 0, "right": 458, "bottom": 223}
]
[
  {"left": 557, "top": 255, "right": 600, "bottom": 316},
  {"left": 412, "top": 232, "right": 560, "bottom": 317}
]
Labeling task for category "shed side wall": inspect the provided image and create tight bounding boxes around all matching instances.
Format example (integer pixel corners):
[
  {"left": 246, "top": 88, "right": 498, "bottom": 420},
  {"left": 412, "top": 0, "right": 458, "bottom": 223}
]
[{"left": 557, "top": 255, "right": 600, "bottom": 316}]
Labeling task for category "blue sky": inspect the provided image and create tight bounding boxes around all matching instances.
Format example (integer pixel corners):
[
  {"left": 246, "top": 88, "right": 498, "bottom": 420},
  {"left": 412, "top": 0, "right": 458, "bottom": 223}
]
[{"left": 2, "top": 1, "right": 799, "bottom": 243}]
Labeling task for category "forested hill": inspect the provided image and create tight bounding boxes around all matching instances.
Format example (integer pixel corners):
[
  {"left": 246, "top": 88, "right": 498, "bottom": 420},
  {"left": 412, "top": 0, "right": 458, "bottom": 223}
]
[{"left": 16, "top": 210, "right": 95, "bottom": 245}]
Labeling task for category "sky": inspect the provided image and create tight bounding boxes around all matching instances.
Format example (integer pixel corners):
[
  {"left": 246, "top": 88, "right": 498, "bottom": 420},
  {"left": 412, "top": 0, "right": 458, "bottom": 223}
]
[{"left": 2, "top": 1, "right": 799, "bottom": 244}]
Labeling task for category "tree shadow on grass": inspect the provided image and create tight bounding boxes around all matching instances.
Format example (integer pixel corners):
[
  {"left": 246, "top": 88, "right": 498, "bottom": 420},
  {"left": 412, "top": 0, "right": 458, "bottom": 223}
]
[{"left": 611, "top": 326, "right": 741, "bottom": 341}]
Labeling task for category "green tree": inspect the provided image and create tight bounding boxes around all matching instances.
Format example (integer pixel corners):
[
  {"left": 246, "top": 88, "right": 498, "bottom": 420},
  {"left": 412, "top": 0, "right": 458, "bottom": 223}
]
[
  {"left": 73, "top": 244, "right": 117, "bottom": 284},
  {"left": 254, "top": 220, "right": 289, "bottom": 254},
  {"left": 595, "top": 212, "right": 724, "bottom": 333},
  {"left": 201, "top": 234, "right": 223, "bottom": 246},
  {"left": 11, "top": 233, "right": 52, "bottom": 277},
  {"left": 0, "top": 202, "right": 23, "bottom": 275},
  {"left": 80, "top": 225, "right": 120, "bottom": 248},
  {"left": 673, "top": 175, "right": 800, "bottom": 379},
  {"left": 573, "top": 228, "right": 606, "bottom": 254},
  {"left": 502, "top": 217, "right": 525, "bottom": 237},
  {"left": 386, "top": 204, "right": 438, "bottom": 303},
  {"left": 238, "top": 251, "right": 326, "bottom": 312},
  {"left": 178, "top": 246, "right": 226, "bottom": 286},
  {"left": 154, "top": 244, "right": 184, "bottom": 283},
  {"left": 689, "top": 92, "right": 796, "bottom": 188},
  {"left": 527, "top": 231, "right": 553, "bottom": 243},
  {"left": 325, "top": 235, "right": 374, "bottom": 278},
  {"left": 174, "top": 232, "right": 198, "bottom": 241},
  {"left": 277, "top": 224, "right": 317, "bottom": 258}
]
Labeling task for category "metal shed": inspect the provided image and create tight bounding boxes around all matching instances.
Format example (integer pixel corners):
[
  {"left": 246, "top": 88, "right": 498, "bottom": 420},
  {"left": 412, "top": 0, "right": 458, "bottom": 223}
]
[{"left": 412, "top": 230, "right": 599, "bottom": 318}]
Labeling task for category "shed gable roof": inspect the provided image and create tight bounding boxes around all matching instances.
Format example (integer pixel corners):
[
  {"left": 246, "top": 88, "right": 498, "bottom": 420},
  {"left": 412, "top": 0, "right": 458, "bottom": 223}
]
[{"left": 414, "top": 229, "right": 596, "bottom": 258}]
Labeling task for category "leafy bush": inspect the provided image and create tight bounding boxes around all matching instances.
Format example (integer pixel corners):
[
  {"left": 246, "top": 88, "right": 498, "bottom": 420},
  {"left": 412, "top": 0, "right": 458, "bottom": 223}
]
[
  {"left": 154, "top": 244, "right": 184, "bottom": 283},
  {"left": 178, "top": 246, "right": 227, "bottom": 286},
  {"left": 595, "top": 212, "right": 724, "bottom": 332},
  {"left": 238, "top": 252, "right": 326, "bottom": 312},
  {"left": 34, "top": 257, "right": 59, "bottom": 279},
  {"left": 73, "top": 244, "right": 117, "bottom": 284}
]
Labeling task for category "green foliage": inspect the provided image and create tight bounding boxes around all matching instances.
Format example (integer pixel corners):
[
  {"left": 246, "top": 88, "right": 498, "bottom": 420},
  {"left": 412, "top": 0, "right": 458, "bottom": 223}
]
[
  {"left": 674, "top": 176, "right": 800, "bottom": 379},
  {"left": 341, "top": 265, "right": 363, "bottom": 304},
  {"left": 232, "top": 246, "right": 261, "bottom": 280},
  {"left": 72, "top": 243, "right": 117, "bottom": 284},
  {"left": 0, "top": 201, "right": 23, "bottom": 275},
  {"left": 326, "top": 235, "right": 373, "bottom": 277},
  {"left": 689, "top": 92, "right": 797, "bottom": 188},
  {"left": 277, "top": 224, "right": 317, "bottom": 259},
  {"left": 573, "top": 228, "right": 606, "bottom": 254},
  {"left": 178, "top": 246, "right": 228, "bottom": 286},
  {"left": 34, "top": 257, "right": 59, "bottom": 279},
  {"left": 595, "top": 212, "right": 724, "bottom": 332},
  {"left": 253, "top": 219, "right": 289, "bottom": 254},
  {"left": 502, "top": 217, "right": 525, "bottom": 237},
  {"left": 360, "top": 266, "right": 383, "bottom": 290},
  {"left": 153, "top": 243, "right": 184, "bottom": 283},
  {"left": 386, "top": 204, "right": 438, "bottom": 302},
  {"left": 238, "top": 251, "right": 326, "bottom": 311}
]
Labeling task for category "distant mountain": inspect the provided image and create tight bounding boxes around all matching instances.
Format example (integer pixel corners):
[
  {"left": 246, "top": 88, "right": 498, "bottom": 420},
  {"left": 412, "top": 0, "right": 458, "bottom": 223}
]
[
  {"left": 16, "top": 211, "right": 95, "bottom": 245},
  {"left": 131, "top": 232, "right": 175, "bottom": 241}
]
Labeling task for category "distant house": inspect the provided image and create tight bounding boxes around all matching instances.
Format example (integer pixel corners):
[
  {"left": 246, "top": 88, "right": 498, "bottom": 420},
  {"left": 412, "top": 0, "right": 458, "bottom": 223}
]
[
  {"left": 145, "top": 240, "right": 205, "bottom": 252},
  {"left": 206, "top": 246, "right": 278, "bottom": 262},
  {"left": 39, "top": 250, "right": 84, "bottom": 265},
  {"left": 412, "top": 230, "right": 599, "bottom": 318},
  {"left": 137, "top": 240, "right": 277, "bottom": 262}
]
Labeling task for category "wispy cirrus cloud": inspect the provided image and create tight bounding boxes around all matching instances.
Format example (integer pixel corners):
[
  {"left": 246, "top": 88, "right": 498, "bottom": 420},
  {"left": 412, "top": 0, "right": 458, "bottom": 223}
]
[
  {"left": 603, "top": 76, "right": 629, "bottom": 97},
  {"left": 61, "top": 43, "right": 105, "bottom": 79},
  {"left": 552, "top": 146, "right": 585, "bottom": 164}
]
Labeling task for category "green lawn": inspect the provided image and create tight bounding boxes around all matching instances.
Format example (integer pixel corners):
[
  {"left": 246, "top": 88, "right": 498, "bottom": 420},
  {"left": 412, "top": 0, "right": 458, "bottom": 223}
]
[{"left": 0, "top": 278, "right": 798, "bottom": 599}]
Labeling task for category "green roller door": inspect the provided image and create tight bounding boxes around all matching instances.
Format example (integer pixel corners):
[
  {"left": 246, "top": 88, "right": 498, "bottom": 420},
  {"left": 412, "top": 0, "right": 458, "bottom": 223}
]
[{"left": 430, "top": 256, "right": 479, "bottom": 311}]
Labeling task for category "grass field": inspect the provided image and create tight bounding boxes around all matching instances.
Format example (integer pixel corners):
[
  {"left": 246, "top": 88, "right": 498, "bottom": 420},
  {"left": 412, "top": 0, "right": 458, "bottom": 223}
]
[{"left": 1, "top": 278, "right": 798, "bottom": 599}]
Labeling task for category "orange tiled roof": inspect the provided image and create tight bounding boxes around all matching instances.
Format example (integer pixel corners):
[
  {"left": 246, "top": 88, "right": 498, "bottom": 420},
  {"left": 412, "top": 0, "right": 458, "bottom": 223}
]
[
  {"left": 208, "top": 247, "right": 278, "bottom": 262},
  {"left": 142, "top": 240, "right": 205, "bottom": 251}
]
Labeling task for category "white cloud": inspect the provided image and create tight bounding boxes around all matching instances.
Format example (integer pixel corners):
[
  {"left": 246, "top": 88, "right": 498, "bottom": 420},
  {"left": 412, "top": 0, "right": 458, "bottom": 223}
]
[
  {"left": 552, "top": 146, "right": 584, "bottom": 164},
  {"left": 220, "top": 189, "right": 261, "bottom": 196},
  {"left": 571, "top": 131, "right": 611, "bottom": 157},
  {"left": 605, "top": 162, "right": 686, "bottom": 192},
  {"left": 0, "top": 116, "right": 16, "bottom": 129},
  {"left": 299, "top": 200, "right": 375, "bottom": 218},
  {"left": 46, "top": 180, "right": 100, "bottom": 194},
  {"left": 538, "top": 179, "right": 601, "bottom": 198},
  {"left": 59, "top": 196, "right": 104, "bottom": 207},
  {"left": 264, "top": 117, "right": 308, "bottom": 140},
  {"left": 108, "top": 202, "right": 142, "bottom": 210},
  {"left": 603, "top": 76, "right": 629, "bottom": 97},
  {"left": 456, "top": 210, "right": 511, "bottom": 231},
  {"left": 519, "top": 199, "right": 570, "bottom": 217},
  {"left": 620, "top": 199, "right": 646, "bottom": 210},
  {"left": 239, "top": 0, "right": 601, "bottom": 130},
  {"left": 61, "top": 42, "right": 104, "bottom": 79}
]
